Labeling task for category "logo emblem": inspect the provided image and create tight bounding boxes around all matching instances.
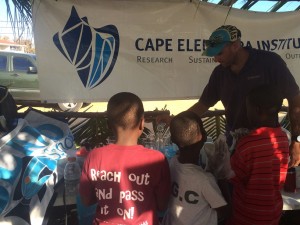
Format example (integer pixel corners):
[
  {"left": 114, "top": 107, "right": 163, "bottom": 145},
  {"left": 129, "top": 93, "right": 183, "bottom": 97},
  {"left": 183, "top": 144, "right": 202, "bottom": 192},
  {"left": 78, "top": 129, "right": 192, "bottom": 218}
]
[{"left": 53, "top": 6, "right": 120, "bottom": 89}]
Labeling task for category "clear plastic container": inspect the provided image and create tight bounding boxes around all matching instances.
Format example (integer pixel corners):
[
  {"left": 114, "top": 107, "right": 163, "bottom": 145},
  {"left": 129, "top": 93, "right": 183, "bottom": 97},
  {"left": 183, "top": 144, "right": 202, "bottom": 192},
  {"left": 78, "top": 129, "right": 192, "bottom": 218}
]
[
  {"left": 64, "top": 157, "right": 81, "bottom": 197},
  {"left": 164, "top": 144, "right": 178, "bottom": 161},
  {"left": 76, "top": 145, "right": 89, "bottom": 169}
]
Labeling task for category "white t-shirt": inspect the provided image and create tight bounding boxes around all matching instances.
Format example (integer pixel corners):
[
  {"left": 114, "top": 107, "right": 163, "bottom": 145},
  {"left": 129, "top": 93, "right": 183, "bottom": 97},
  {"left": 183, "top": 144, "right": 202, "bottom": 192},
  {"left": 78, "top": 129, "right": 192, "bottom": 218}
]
[{"left": 162, "top": 157, "right": 227, "bottom": 225}]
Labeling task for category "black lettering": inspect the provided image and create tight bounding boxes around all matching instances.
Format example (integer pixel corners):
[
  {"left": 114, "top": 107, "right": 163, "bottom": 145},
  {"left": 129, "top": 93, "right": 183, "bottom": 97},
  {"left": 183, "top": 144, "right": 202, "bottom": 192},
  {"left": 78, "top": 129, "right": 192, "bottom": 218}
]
[
  {"left": 135, "top": 38, "right": 144, "bottom": 51},
  {"left": 145, "top": 39, "right": 155, "bottom": 51},
  {"left": 178, "top": 39, "right": 184, "bottom": 51},
  {"left": 292, "top": 38, "right": 300, "bottom": 49},
  {"left": 172, "top": 182, "right": 179, "bottom": 197},
  {"left": 185, "top": 191, "right": 199, "bottom": 204}
]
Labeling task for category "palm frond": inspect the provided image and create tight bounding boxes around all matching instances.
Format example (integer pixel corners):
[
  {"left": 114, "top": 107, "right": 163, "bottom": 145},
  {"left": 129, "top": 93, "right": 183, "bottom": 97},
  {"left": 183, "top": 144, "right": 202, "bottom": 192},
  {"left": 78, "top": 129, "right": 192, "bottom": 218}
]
[{"left": 4, "top": 0, "right": 32, "bottom": 40}]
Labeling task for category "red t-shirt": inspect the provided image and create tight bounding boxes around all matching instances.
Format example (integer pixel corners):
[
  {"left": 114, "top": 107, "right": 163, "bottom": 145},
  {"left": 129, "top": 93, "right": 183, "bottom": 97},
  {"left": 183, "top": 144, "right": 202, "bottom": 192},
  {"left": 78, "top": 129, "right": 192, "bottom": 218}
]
[
  {"left": 79, "top": 144, "right": 171, "bottom": 225},
  {"left": 230, "top": 127, "right": 289, "bottom": 225}
]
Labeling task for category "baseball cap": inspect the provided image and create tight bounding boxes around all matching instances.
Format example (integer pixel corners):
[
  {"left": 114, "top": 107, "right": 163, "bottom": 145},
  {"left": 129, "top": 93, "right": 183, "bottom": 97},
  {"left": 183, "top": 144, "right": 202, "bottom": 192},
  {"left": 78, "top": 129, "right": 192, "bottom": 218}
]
[{"left": 202, "top": 25, "right": 241, "bottom": 57}]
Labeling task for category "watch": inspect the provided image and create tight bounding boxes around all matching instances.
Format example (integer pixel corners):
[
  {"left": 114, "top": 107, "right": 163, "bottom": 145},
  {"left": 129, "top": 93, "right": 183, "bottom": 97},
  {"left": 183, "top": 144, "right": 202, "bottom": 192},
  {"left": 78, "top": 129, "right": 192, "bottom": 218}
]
[{"left": 292, "top": 135, "right": 300, "bottom": 142}]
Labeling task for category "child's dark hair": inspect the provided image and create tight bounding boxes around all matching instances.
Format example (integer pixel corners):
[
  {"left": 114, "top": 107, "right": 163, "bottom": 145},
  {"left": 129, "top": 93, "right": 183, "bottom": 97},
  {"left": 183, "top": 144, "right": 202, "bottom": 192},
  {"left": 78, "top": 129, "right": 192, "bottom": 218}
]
[
  {"left": 170, "top": 111, "right": 207, "bottom": 148},
  {"left": 107, "top": 92, "right": 144, "bottom": 130},
  {"left": 247, "top": 84, "right": 283, "bottom": 114}
]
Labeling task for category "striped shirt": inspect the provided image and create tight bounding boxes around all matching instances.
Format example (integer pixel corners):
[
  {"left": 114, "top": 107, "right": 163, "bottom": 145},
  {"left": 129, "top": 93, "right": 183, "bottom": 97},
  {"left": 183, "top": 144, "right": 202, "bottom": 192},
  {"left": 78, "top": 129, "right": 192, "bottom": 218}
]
[{"left": 230, "top": 127, "right": 289, "bottom": 225}]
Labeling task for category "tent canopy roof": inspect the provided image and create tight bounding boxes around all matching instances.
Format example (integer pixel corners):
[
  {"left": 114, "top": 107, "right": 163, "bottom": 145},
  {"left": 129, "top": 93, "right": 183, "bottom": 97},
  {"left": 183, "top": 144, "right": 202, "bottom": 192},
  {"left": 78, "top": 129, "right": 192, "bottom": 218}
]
[{"left": 4, "top": 0, "right": 300, "bottom": 40}]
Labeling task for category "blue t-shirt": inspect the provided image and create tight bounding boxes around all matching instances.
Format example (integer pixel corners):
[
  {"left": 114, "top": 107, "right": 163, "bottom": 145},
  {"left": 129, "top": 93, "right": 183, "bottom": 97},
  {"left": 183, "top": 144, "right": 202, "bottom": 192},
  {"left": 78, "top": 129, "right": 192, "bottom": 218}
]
[{"left": 200, "top": 47, "right": 299, "bottom": 134}]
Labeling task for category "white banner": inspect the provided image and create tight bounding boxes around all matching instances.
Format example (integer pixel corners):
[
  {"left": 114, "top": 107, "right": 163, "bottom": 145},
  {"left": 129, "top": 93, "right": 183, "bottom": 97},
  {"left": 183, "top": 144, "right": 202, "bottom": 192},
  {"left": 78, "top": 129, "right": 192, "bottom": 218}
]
[{"left": 32, "top": 0, "right": 300, "bottom": 102}]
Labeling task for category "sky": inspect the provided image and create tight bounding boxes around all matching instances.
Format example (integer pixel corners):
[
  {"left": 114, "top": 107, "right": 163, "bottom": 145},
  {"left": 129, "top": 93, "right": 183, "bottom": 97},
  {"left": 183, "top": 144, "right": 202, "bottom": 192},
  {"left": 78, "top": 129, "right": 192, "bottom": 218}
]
[
  {"left": 0, "top": 0, "right": 300, "bottom": 41},
  {"left": 0, "top": 0, "right": 14, "bottom": 38},
  {"left": 0, "top": 0, "right": 34, "bottom": 41}
]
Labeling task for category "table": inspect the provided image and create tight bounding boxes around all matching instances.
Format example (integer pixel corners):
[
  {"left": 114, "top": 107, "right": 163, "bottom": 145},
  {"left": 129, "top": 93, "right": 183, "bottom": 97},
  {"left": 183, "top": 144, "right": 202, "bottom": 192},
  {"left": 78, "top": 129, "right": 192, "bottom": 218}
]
[
  {"left": 280, "top": 190, "right": 300, "bottom": 225},
  {"left": 281, "top": 189, "right": 300, "bottom": 210}
]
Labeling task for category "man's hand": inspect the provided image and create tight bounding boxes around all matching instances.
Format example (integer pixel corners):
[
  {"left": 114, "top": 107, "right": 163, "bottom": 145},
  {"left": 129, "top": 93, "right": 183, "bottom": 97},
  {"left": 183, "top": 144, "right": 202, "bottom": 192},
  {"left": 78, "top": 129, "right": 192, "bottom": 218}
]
[
  {"left": 155, "top": 101, "right": 208, "bottom": 127},
  {"left": 289, "top": 141, "right": 300, "bottom": 167},
  {"left": 156, "top": 114, "right": 173, "bottom": 127}
]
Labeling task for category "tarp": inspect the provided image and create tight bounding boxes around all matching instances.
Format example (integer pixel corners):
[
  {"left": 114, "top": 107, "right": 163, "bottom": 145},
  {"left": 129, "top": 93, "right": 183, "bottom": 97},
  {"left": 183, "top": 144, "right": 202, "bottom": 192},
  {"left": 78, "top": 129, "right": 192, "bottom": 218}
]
[
  {"left": 0, "top": 110, "right": 76, "bottom": 225},
  {"left": 32, "top": 0, "right": 300, "bottom": 102}
]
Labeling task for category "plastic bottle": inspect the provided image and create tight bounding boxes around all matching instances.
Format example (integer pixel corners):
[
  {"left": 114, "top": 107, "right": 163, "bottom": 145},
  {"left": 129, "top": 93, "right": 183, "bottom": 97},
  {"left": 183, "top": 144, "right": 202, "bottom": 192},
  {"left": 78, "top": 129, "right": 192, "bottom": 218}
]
[
  {"left": 155, "top": 123, "right": 166, "bottom": 153},
  {"left": 164, "top": 143, "right": 178, "bottom": 161},
  {"left": 76, "top": 145, "right": 90, "bottom": 169},
  {"left": 64, "top": 157, "right": 81, "bottom": 197}
]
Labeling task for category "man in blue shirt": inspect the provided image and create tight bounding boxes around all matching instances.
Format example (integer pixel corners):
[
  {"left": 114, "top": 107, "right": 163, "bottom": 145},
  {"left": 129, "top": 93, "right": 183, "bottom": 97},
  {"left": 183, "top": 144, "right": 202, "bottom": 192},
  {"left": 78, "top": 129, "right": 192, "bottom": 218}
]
[{"left": 188, "top": 25, "right": 300, "bottom": 167}]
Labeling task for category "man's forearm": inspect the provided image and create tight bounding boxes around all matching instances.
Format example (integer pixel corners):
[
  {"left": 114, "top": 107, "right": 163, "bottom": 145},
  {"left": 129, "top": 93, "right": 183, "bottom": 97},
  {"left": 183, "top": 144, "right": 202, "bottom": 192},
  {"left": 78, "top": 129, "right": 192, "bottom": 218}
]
[
  {"left": 188, "top": 101, "right": 209, "bottom": 118},
  {"left": 288, "top": 94, "right": 300, "bottom": 166},
  {"left": 289, "top": 95, "right": 300, "bottom": 136}
]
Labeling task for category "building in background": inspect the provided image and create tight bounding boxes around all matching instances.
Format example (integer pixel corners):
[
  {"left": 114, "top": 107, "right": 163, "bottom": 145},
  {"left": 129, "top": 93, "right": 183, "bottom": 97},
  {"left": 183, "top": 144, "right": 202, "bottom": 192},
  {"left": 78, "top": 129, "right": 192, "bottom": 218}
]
[{"left": 0, "top": 39, "right": 25, "bottom": 52}]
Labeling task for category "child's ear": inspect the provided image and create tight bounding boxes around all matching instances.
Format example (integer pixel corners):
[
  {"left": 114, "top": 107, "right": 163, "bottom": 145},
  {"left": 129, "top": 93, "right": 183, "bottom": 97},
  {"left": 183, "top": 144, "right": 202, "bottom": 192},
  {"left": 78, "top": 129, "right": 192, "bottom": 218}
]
[{"left": 139, "top": 117, "right": 145, "bottom": 131}]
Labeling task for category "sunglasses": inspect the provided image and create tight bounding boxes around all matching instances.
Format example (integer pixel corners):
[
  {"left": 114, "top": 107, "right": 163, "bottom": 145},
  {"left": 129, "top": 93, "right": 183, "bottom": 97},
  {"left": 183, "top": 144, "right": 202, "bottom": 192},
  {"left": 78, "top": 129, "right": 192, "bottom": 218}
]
[{"left": 204, "top": 39, "right": 231, "bottom": 48}]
